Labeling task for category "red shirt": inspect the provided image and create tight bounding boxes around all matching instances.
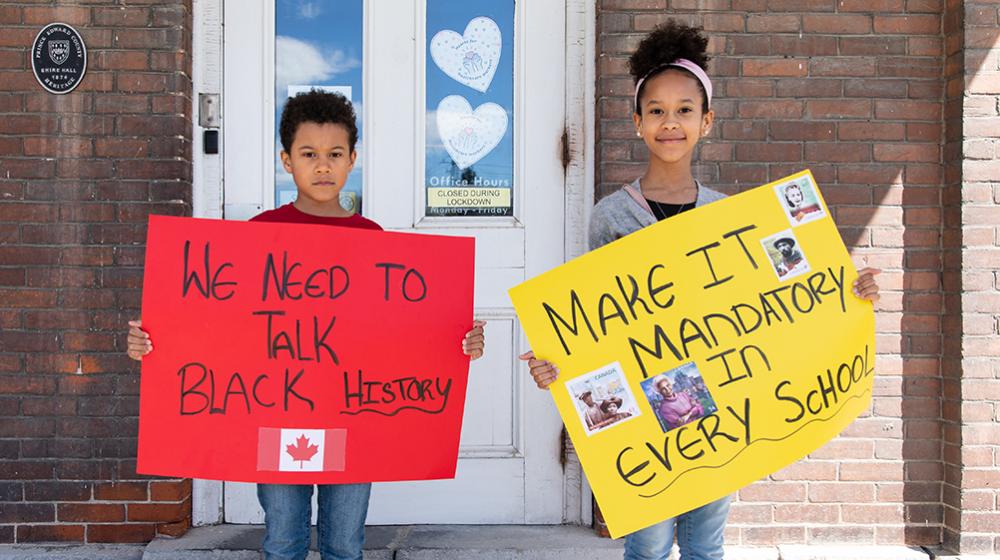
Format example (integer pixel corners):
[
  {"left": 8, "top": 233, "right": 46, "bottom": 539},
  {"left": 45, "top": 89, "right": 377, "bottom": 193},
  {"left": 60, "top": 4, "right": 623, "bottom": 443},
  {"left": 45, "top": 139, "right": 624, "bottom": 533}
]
[{"left": 250, "top": 203, "right": 382, "bottom": 231}]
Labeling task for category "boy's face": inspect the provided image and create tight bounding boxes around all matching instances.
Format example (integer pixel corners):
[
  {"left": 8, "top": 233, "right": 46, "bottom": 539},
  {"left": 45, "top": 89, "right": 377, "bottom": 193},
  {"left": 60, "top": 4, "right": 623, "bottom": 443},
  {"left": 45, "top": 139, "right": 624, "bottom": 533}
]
[{"left": 280, "top": 122, "right": 356, "bottom": 210}]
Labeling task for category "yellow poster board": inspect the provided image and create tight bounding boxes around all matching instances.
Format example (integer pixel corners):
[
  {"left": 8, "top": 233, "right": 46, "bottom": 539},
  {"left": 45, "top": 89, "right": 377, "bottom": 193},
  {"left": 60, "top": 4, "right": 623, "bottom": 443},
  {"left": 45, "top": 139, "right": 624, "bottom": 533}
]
[{"left": 509, "top": 171, "right": 875, "bottom": 538}]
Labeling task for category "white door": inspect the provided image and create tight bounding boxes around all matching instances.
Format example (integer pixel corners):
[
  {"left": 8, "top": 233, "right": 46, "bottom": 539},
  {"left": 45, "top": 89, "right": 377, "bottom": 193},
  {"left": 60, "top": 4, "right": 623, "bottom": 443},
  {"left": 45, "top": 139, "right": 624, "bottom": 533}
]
[{"left": 215, "top": 0, "right": 567, "bottom": 524}]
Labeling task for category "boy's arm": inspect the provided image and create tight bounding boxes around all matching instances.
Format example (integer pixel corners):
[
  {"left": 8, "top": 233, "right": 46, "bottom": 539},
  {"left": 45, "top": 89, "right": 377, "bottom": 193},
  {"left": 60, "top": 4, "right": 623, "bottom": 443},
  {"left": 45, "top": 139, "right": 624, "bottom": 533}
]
[
  {"left": 126, "top": 320, "right": 152, "bottom": 361},
  {"left": 463, "top": 320, "right": 486, "bottom": 361}
]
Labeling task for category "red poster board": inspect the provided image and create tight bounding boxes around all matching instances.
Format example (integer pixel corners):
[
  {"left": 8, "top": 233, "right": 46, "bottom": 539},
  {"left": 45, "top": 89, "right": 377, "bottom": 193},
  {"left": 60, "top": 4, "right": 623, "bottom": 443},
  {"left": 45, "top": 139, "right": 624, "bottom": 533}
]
[{"left": 137, "top": 215, "right": 475, "bottom": 484}]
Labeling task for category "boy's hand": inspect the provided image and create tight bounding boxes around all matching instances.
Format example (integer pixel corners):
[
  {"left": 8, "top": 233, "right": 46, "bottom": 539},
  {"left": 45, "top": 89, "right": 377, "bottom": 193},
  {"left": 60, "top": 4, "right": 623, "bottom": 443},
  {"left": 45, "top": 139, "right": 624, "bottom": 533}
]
[
  {"left": 852, "top": 267, "right": 881, "bottom": 304},
  {"left": 126, "top": 320, "right": 152, "bottom": 361},
  {"left": 518, "top": 351, "right": 559, "bottom": 390},
  {"left": 462, "top": 320, "right": 486, "bottom": 361}
]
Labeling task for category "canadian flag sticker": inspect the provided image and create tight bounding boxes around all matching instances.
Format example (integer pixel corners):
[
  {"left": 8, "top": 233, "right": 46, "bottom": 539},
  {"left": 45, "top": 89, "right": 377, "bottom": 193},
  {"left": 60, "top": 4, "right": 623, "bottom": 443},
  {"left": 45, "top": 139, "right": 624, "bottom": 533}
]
[{"left": 256, "top": 428, "right": 347, "bottom": 472}]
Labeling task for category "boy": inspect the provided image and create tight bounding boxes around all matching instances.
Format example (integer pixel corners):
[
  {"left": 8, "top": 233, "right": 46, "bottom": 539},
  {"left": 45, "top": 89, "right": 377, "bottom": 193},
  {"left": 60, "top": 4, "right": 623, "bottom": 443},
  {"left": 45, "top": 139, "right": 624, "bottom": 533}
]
[{"left": 128, "top": 90, "right": 486, "bottom": 560}]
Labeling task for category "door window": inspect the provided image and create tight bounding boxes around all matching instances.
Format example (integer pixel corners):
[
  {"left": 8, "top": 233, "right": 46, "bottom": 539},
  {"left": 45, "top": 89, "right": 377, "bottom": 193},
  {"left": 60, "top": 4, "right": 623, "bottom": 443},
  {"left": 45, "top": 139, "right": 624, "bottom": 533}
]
[
  {"left": 274, "top": 0, "right": 365, "bottom": 212},
  {"left": 424, "top": 0, "right": 514, "bottom": 218}
]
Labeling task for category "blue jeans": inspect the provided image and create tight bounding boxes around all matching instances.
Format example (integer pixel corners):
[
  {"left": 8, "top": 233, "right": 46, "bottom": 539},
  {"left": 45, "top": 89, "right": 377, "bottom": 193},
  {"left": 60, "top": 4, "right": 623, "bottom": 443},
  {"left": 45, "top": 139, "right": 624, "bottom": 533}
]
[
  {"left": 257, "top": 483, "right": 371, "bottom": 560},
  {"left": 624, "top": 495, "right": 730, "bottom": 560}
]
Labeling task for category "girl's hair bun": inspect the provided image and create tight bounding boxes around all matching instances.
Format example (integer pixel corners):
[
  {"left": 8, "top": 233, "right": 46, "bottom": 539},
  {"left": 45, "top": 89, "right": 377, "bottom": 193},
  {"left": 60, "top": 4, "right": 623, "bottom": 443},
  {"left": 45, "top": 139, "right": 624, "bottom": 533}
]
[{"left": 627, "top": 19, "right": 710, "bottom": 82}]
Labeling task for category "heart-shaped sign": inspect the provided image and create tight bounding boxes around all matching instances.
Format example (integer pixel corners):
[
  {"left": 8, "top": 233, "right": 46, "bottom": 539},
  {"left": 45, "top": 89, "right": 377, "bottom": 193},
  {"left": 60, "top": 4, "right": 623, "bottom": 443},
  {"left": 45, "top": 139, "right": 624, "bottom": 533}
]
[
  {"left": 436, "top": 95, "right": 508, "bottom": 170},
  {"left": 430, "top": 17, "right": 501, "bottom": 93}
]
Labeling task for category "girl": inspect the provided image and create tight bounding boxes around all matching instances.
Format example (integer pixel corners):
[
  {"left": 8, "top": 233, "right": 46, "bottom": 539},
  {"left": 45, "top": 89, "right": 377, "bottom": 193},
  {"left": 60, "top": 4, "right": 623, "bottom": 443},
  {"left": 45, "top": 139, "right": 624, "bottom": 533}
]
[{"left": 520, "top": 20, "right": 881, "bottom": 560}]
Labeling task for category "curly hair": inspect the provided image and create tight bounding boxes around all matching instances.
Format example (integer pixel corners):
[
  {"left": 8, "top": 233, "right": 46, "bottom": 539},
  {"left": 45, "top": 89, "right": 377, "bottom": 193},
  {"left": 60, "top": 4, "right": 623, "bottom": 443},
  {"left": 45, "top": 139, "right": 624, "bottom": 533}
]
[
  {"left": 627, "top": 20, "right": 710, "bottom": 114},
  {"left": 279, "top": 90, "right": 358, "bottom": 153}
]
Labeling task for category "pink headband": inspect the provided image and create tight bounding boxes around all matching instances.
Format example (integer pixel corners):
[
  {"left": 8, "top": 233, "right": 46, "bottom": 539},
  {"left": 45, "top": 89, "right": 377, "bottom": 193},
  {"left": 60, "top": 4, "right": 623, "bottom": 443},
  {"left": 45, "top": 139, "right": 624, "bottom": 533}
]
[{"left": 633, "top": 58, "right": 713, "bottom": 112}]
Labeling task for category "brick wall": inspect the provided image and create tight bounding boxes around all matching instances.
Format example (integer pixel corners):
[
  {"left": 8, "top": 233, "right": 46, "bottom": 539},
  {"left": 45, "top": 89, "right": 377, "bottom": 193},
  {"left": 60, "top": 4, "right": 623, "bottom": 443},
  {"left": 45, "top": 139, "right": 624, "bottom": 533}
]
[
  {"left": 0, "top": 1, "right": 192, "bottom": 544},
  {"left": 944, "top": 0, "right": 1000, "bottom": 554},
  {"left": 598, "top": 0, "right": 948, "bottom": 548}
]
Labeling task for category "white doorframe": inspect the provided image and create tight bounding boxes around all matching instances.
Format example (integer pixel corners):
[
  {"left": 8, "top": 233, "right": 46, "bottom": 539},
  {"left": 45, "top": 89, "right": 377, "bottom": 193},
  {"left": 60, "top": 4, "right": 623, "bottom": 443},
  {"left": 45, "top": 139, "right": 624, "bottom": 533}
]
[{"left": 189, "top": 0, "right": 596, "bottom": 527}]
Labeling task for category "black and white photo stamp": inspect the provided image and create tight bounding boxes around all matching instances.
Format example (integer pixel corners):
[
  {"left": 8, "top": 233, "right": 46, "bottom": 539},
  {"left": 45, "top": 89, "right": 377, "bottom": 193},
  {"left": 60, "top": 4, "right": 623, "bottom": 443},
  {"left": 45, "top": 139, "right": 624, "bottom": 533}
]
[
  {"left": 761, "top": 229, "right": 811, "bottom": 281},
  {"left": 775, "top": 175, "right": 826, "bottom": 226}
]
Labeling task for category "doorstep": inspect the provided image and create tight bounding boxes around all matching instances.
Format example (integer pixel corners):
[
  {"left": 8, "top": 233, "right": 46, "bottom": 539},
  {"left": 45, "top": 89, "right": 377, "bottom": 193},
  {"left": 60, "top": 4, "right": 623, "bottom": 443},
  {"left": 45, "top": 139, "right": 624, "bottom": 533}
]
[
  {"left": 0, "top": 526, "right": 943, "bottom": 560},
  {"left": 140, "top": 525, "right": 935, "bottom": 560}
]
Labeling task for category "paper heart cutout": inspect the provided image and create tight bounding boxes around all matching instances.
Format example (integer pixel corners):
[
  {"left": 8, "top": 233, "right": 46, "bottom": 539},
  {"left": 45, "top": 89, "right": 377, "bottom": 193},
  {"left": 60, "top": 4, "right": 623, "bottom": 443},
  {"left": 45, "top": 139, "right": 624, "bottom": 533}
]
[
  {"left": 430, "top": 17, "right": 501, "bottom": 93},
  {"left": 436, "top": 95, "right": 508, "bottom": 170}
]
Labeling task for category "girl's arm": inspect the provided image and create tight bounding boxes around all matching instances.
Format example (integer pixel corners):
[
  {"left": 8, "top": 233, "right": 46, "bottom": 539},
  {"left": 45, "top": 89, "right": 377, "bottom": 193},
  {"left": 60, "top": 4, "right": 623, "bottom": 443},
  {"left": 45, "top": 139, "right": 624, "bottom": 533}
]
[
  {"left": 519, "top": 351, "right": 559, "bottom": 389},
  {"left": 852, "top": 267, "right": 881, "bottom": 303}
]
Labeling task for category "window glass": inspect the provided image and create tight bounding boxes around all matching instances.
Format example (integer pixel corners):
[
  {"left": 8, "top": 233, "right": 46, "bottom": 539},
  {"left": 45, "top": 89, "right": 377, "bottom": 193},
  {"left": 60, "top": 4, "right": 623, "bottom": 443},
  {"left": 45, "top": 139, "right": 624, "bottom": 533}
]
[
  {"left": 274, "top": 0, "right": 364, "bottom": 212},
  {"left": 425, "top": 0, "right": 515, "bottom": 217}
]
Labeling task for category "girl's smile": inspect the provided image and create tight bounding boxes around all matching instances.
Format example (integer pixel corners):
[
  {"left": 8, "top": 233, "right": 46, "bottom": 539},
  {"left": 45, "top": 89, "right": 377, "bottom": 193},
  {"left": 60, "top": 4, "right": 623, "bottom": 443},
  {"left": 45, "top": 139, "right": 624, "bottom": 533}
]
[{"left": 633, "top": 69, "right": 714, "bottom": 167}]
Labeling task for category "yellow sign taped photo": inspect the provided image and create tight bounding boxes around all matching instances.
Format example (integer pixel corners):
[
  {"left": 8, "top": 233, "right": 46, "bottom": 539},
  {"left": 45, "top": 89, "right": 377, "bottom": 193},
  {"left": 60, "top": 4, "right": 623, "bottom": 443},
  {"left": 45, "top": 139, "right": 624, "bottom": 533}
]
[{"left": 509, "top": 170, "right": 876, "bottom": 538}]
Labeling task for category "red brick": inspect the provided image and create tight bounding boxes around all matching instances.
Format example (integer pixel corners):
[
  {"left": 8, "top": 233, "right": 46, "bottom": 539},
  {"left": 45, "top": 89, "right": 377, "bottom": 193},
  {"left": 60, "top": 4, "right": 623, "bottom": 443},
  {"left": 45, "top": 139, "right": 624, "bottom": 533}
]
[
  {"left": 0, "top": 159, "right": 57, "bottom": 180},
  {"left": 739, "top": 482, "right": 806, "bottom": 502},
  {"left": 771, "top": 461, "right": 838, "bottom": 481},
  {"left": 58, "top": 503, "right": 125, "bottom": 523},
  {"left": 94, "top": 482, "right": 149, "bottom": 502},
  {"left": 809, "top": 482, "right": 876, "bottom": 502},
  {"left": 802, "top": 14, "right": 872, "bottom": 34},
  {"left": 157, "top": 517, "right": 191, "bottom": 538},
  {"left": 742, "top": 58, "right": 807, "bottom": 77},
  {"left": 91, "top": 6, "right": 151, "bottom": 27},
  {"left": 743, "top": 525, "right": 806, "bottom": 545},
  {"left": 805, "top": 100, "right": 871, "bottom": 119},
  {"left": 876, "top": 100, "right": 942, "bottom": 121},
  {"left": 127, "top": 498, "right": 190, "bottom": 522},
  {"left": 747, "top": 14, "right": 800, "bottom": 32},
  {"left": 772, "top": 36, "right": 839, "bottom": 57},
  {"left": 116, "top": 72, "right": 170, "bottom": 94},
  {"left": 775, "top": 78, "right": 842, "bottom": 98},
  {"left": 23, "top": 137, "right": 94, "bottom": 158},
  {"left": 149, "top": 479, "right": 192, "bottom": 501},
  {"left": 92, "top": 51, "right": 150, "bottom": 72},
  {"left": 736, "top": 143, "right": 801, "bottom": 162},
  {"left": 838, "top": 123, "right": 905, "bottom": 141},
  {"left": 87, "top": 523, "right": 156, "bottom": 543},
  {"left": 804, "top": 143, "right": 870, "bottom": 162},
  {"left": 808, "top": 525, "right": 875, "bottom": 544},
  {"left": 874, "top": 15, "right": 941, "bottom": 34},
  {"left": 775, "top": 504, "right": 839, "bottom": 523},
  {"left": 842, "top": 503, "right": 905, "bottom": 523},
  {"left": 0, "top": 503, "right": 54, "bottom": 523},
  {"left": 811, "top": 58, "right": 877, "bottom": 77},
  {"left": 0, "top": 6, "right": 22, "bottom": 25},
  {"left": 739, "top": 100, "right": 803, "bottom": 118},
  {"left": 113, "top": 28, "right": 183, "bottom": 49},
  {"left": 16, "top": 524, "right": 86, "bottom": 542},
  {"left": 838, "top": 0, "right": 903, "bottom": 9},
  {"left": 874, "top": 144, "right": 939, "bottom": 162},
  {"left": 23, "top": 6, "right": 90, "bottom": 25}
]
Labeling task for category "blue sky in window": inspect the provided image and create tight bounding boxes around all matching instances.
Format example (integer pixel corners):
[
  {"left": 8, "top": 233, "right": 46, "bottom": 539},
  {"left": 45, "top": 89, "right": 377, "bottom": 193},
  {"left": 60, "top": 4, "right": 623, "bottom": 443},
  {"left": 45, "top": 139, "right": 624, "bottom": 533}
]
[
  {"left": 425, "top": 0, "right": 514, "bottom": 194},
  {"left": 274, "top": 0, "right": 364, "bottom": 208}
]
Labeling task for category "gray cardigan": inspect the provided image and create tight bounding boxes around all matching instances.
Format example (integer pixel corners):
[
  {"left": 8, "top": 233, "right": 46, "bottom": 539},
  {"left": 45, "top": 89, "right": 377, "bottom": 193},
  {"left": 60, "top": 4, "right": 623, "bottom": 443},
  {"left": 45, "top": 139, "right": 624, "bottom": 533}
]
[{"left": 588, "top": 178, "right": 727, "bottom": 250}]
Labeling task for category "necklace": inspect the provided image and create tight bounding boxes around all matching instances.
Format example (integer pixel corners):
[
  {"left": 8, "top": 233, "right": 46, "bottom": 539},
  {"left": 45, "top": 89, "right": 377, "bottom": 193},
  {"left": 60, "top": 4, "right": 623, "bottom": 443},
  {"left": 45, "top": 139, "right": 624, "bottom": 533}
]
[{"left": 648, "top": 198, "right": 695, "bottom": 221}]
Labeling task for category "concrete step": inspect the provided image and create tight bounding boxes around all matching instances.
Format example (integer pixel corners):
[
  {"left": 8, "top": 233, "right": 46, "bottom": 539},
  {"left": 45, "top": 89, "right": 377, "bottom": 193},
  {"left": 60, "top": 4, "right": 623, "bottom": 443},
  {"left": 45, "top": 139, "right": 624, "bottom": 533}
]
[
  {"left": 143, "top": 525, "right": 625, "bottom": 560},
  {"left": 0, "top": 526, "right": 942, "bottom": 560},
  {"left": 140, "top": 525, "right": 934, "bottom": 560}
]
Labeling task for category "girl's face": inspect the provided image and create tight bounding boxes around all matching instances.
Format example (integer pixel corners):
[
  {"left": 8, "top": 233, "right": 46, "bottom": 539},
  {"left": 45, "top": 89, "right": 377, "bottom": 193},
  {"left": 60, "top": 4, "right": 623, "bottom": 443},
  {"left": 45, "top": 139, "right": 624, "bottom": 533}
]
[
  {"left": 632, "top": 70, "right": 713, "bottom": 166},
  {"left": 606, "top": 402, "right": 619, "bottom": 414}
]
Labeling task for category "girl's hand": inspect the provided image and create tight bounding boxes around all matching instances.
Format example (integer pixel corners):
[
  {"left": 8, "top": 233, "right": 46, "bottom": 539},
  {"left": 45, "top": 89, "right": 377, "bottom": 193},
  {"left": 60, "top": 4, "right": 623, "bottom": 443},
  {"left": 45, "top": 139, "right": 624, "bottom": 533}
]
[
  {"left": 853, "top": 267, "right": 881, "bottom": 304},
  {"left": 518, "top": 351, "right": 559, "bottom": 389},
  {"left": 462, "top": 320, "right": 486, "bottom": 361},
  {"left": 126, "top": 320, "right": 152, "bottom": 362}
]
